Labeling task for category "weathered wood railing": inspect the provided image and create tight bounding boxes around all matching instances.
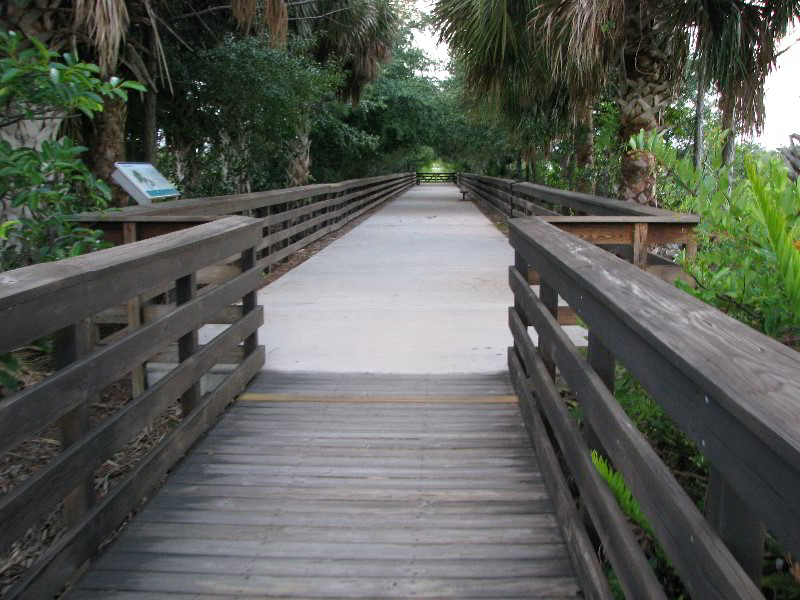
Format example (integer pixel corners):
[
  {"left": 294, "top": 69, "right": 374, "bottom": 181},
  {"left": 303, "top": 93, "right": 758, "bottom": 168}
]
[
  {"left": 459, "top": 173, "right": 699, "bottom": 285},
  {"left": 0, "top": 216, "right": 266, "bottom": 598},
  {"left": 416, "top": 172, "right": 456, "bottom": 184},
  {"left": 508, "top": 217, "right": 800, "bottom": 600},
  {"left": 72, "top": 173, "right": 414, "bottom": 356},
  {"left": 76, "top": 173, "right": 415, "bottom": 269}
]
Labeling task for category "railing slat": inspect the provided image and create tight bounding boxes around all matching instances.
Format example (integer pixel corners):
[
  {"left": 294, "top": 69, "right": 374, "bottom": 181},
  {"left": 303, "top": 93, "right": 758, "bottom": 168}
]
[
  {"left": 507, "top": 348, "right": 615, "bottom": 600},
  {"left": 0, "top": 217, "right": 262, "bottom": 355},
  {"left": 509, "top": 264, "right": 763, "bottom": 599},
  {"left": 0, "top": 266, "right": 264, "bottom": 455},
  {"left": 0, "top": 307, "right": 263, "bottom": 556},
  {"left": 7, "top": 346, "right": 265, "bottom": 600},
  {"left": 509, "top": 219, "right": 800, "bottom": 560}
]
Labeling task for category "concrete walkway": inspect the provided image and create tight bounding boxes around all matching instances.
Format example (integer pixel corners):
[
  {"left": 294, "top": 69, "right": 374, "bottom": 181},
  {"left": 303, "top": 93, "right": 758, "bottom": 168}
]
[{"left": 256, "top": 184, "right": 514, "bottom": 375}]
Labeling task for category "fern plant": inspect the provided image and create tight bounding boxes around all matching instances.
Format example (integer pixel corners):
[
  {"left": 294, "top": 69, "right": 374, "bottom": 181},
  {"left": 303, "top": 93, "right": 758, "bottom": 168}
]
[
  {"left": 591, "top": 450, "right": 652, "bottom": 536},
  {"left": 746, "top": 160, "right": 800, "bottom": 312}
]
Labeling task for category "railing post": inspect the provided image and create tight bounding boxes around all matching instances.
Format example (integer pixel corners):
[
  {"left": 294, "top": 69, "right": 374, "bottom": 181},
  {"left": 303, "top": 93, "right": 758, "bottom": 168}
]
[
  {"left": 705, "top": 469, "right": 765, "bottom": 584},
  {"left": 123, "top": 222, "right": 147, "bottom": 397},
  {"left": 241, "top": 247, "right": 259, "bottom": 358},
  {"left": 53, "top": 320, "right": 95, "bottom": 527},
  {"left": 632, "top": 222, "right": 649, "bottom": 269},
  {"left": 538, "top": 280, "right": 558, "bottom": 380},
  {"left": 513, "top": 251, "right": 532, "bottom": 374},
  {"left": 176, "top": 273, "right": 200, "bottom": 415},
  {"left": 585, "top": 330, "right": 613, "bottom": 454}
]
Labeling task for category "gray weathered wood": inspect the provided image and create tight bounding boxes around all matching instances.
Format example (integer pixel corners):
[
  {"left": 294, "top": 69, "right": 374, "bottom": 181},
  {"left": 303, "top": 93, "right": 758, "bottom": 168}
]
[
  {"left": 8, "top": 347, "right": 264, "bottom": 600},
  {"left": 509, "top": 312, "right": 666, "bottom": 600},
  {"left": 510, "top": 216, "right": 800, "bottom": 561},
  {"left": 68, "top": 395, "right": 580, "bottom": 600},
  {"left": 509, "top": 262, "right": 763, "bottom": 600},
  {"left": 0, "top": 216, "right": 262, "bottom": 354},
  {"left": 508, "top": 350, "right": 613, "bottom": 600},
  {"left": 0, "top": 267, "right": 264, "bottom": 456},
  {"left": 0, "top": 308, "right": 263, "bottom": 556}
]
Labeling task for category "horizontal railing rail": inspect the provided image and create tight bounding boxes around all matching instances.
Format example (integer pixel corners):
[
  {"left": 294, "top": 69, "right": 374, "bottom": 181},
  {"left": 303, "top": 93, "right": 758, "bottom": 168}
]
[
  {"left": 459, "top": 173, "right": 684, "bottom": 217},
  {"left": 508, "top": 216, "right": 800, "bottom": 600},
  {"left": 0, "top": 216, "right": 266, "bottom": 598},
  {"left": 75, "top": 173, "right": 415, "bottom": 267},
  {"left": 72, "top": 173, "right": 415, "bottom": 335},
  {"left": 458, "top": 173, "right": 699, "bottom": 284},
  {"left": 416, "top": 172, "right": 456, "bottom": 184}
]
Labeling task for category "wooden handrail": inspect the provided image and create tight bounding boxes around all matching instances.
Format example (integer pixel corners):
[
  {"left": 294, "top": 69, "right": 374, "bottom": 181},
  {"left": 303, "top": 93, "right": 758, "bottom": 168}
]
[
  {"left": 508, "top": 216, "right": 800, "bottom": 599},
  {"left": 0, "top": 216, "right": 267, "bottom": 598},
  {"left": 458, "top": 172, "right": 694, "bottom": 219},
  {"left": 76, "top": 173, "right": 413, "bottom": 220},
  {"left": 458, "top": 173, "right": 699, "bottom": 284},
  {"left": 72, "top": 173, "right": 415, "bottom": 266}
]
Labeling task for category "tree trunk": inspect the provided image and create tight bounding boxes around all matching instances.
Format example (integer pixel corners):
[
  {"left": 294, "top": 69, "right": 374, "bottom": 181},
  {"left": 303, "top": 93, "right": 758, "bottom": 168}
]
[
  {"left": 693, "top": 65, "right": 705, "bottom": 170},
  {"left": 143, "top": 30, "right": 158, "bottom": 165},
  {"left": 89, "top": 97, "right": 128, "bottom": 206},
  {"left": 617, "top": 10, "right": 675, "bottom": 206},
  {"left": 515, "top": 152, "right": 522, "bottom": 180},
  {"left": 721, "top": 109, "right": 736, "bottom": 167},
  {"left": 575, "top": 107, "right": 595, "bottom": 193},
  {"left": 286, "top": 119, "right": 311, "bottom": 187}
]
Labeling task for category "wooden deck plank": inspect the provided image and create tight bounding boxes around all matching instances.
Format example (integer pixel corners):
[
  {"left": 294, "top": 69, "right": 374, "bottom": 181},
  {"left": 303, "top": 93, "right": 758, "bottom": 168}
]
[
  {"left": 71, "top": 399, "right": 581, "bottom": 599},
  {"left": 77, "top": 570, "right": 581, "bottom": 598},
  {"left": 92, "top": 553, "right": 576, "bottom": 579}
]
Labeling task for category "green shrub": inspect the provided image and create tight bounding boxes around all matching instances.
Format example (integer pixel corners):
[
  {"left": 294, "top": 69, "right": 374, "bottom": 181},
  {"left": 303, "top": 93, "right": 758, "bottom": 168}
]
[
  {"left": 630, "top": 130, "right": 800, "bottom": 342},
  {"left": 0, "top": 29, "right": 143, "bottom": 272}
]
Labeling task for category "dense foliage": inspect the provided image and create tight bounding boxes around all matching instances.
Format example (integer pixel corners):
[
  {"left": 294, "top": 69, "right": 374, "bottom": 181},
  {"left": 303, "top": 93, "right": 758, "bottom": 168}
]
[
  {"left": 0, "top": 30, "right": 140, "bottom": 271},
  {"left": 632, "top": 129, "right": 800, "bottom": 342}
]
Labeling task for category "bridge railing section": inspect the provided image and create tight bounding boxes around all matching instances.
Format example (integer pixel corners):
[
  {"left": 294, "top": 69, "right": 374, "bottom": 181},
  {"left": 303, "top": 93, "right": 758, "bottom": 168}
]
[
  {"left": 416, "top": 172, "right": 456, "bottom": 184},
  {"left": 0, "top": 216, "right": 266, "bottom": 598},
  {"left": 458, "top": 173, "right": 699, "bottom": 286},
  {"left": 76, "top": 172, "right": 415, "bottom": 270},
  {"left": 72, "top": 173, "right": 415, "bottom": 342},
  {"left": 508, "top": 217, "right": 800, "bottom": 600}
]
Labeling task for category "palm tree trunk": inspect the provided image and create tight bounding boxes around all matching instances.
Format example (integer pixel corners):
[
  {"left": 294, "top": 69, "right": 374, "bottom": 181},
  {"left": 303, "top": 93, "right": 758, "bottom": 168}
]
[
  {"left": 575, "top": 108, "right": 595, "bottom": 193},
  {"left": 286, "top": 119, "right": 311, "bottom": 187},
  {"left": 721, "top": 109, "right": 736, "bottom": 167},
  {"left": 143, "top": 30, "right": 158, "bottom": 165},
  {"left": 617, "top": 11, "right": 674, "bottom": 206},
  {"left": 516, "top": 152, "right": 522, "bottom": 180},
  {"left": 693, "top": 65, "right": 705, "bottom": 170},
  {"left": 90, "top": 97, "right": 128, "bottom": 206}
]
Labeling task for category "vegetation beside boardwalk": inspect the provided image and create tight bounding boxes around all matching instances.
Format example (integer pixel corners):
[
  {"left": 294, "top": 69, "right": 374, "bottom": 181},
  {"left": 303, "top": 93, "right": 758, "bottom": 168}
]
[{"left": 1, "top": 1, "right": 799, "bottom": 597}]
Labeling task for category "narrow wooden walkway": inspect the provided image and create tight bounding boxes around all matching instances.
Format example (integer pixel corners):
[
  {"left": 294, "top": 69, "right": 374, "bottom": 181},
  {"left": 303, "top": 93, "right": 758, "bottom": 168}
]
[
  {"left": 72, "top": 388, "right": 580, "bottom": 598},
  {"left": 70, "top": 186, "right": 582, "bottom": 598}
]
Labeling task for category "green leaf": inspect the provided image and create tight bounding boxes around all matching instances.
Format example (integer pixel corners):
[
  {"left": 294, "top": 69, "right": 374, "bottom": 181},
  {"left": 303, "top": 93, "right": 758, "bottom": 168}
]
[
  {"left": 121, "top": 81, "right": 147, "bottom": 92},
  {"left": 1, "top": 67, "right": 20, "bottom": 83},
  {"left": 0, "top": 370, "right": 20, "bottom": 392}
]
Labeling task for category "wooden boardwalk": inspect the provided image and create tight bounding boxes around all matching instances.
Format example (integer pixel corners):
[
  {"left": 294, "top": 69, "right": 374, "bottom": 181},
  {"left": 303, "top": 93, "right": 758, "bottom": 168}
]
[{"left": 71, "top": 374, "right": 581, "bottom": 599}]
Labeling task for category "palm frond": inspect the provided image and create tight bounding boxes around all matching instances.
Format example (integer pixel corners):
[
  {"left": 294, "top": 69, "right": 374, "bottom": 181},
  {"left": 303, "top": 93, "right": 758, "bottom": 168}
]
[{"left": 73, "top": 0, "right": 129, "bottom": 75}]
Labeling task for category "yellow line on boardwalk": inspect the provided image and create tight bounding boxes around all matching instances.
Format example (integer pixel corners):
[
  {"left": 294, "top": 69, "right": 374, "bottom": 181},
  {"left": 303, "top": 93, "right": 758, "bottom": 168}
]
[{"left": 238, "top": 393, "right": 517, "bottom": 404}]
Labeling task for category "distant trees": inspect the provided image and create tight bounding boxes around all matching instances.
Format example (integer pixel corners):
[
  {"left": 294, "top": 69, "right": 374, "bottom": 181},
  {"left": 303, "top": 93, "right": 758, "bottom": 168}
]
[{"left": 433, "top": 0, "right": 800, "bottom": 206}]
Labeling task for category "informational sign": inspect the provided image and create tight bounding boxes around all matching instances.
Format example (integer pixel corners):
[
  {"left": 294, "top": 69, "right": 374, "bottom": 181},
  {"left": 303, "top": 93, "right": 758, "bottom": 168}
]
[{"left": 111, "top": 162, "right": 179, "bottom": 205}]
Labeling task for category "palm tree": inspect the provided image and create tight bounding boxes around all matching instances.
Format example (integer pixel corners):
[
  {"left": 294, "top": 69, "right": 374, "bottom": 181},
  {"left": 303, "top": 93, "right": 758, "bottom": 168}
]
[
  {"left": 434, "top": 0, "right": 800, "bottom": 206},
  {"left": 1, "top": 0, "right": 165, "bottom": 204},
  {"left": 434, "top": 0, "right": 577, "bottom": 185}
]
